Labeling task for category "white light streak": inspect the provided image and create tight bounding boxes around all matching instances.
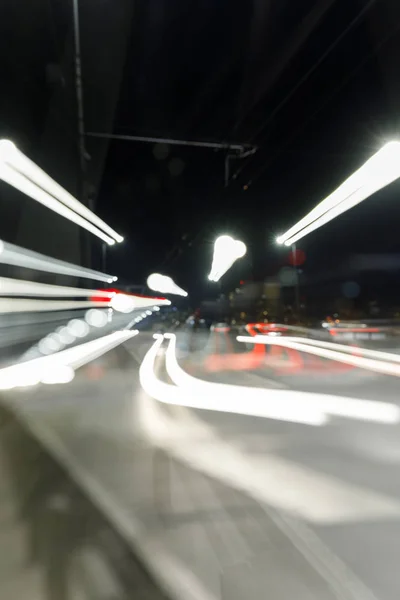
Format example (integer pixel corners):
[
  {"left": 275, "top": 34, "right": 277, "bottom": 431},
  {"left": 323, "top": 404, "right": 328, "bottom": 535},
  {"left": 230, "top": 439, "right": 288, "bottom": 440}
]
[
  {"left": 277, "top": 141, "right": 400, "bottom": 245},
  {"left": 0, "top": 329, "right": 138, "bottom": 390},
  {"left": 110, "top": 294, "right": 136, "bottom": 313},
  {"left": 236, "top": 335, "right": 400, "bottom": 378},
  {"left": 0, "top": 276, "right": 116, "bottom": 298},
  {"left": 208, "top": 235, "right": 246, "bottom": 282},
  {"left": 276, "top": 336, "right": 400, "bottom": 364},
  {"left": 147, "top": 273, "right": 188, "bottom": 297},
  {"left": 0, "top": 299, "right": 108, "bottom": 313},
  {"left": 0, "top": 239, "right": 117, "bottom": 283},
  {"left": 0, "top": 140, "right": 123, "bottom": 244},
  {"left": 0, "top": 161, "right": 115, "bottom": 245},
  {"left": 140, "top": 335, "right": 326, "bottom": 426},
  {"left": 85, "top": 309, "right": 108, "bottom": 328},
  {"left": 67, "top": 319, "right": 89, "bottom": 338}
]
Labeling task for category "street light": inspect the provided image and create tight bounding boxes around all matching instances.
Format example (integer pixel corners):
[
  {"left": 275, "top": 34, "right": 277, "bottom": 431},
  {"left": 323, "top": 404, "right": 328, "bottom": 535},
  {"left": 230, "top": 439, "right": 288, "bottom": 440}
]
[
  {"left": 147, "top": 273, "right": 188, "bottom": 297},
  {"left": 208, "top": 235, "right": 246, "bottom": 282},
  {"left": 276, "top": 141, "right": 400, "bottom": 246},
  {"left": 0, "top": 140, "right": 123, "bottom": 246}
]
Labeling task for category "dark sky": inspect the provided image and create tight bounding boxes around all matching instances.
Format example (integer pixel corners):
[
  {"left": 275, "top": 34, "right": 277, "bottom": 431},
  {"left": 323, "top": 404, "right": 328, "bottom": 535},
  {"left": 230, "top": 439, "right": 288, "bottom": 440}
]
[
  {"left": 93, "top": 0, "right": 400, "bottom": 302},
  {"left": 2, "top": 0, "right": 400, "bottom": 306}
]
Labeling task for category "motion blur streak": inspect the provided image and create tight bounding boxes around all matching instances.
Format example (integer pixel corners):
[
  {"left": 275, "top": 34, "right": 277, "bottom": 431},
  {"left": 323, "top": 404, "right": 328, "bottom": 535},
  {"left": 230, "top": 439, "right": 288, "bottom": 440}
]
[
  {"left": 0, "top": 238, "right": 117, "bottom": 282},
  {"left": 140, "top": 335, "right": 327, "bottom": 425},
  {"left": 208, "top": 235, "right": 246, "bottom": 282},
  {"left": 147, "top": 273, "right": 188, "bottom": 297},
  {"left": 0, "top": 161, "right": 116, "bottom": 245},
  {"left": 0, "top": 276, "right": 117, "bottom": 298},
  {"left": 237, "top": 335, "right": 400, "bottom": 378},
  {"left": 0, "top": 329, "right": 138, "bottom": 390},
  {"left": 165, "top": 334, "right": 399, "bottom": 424},
  {"left": 276, "top": 141, "right": 400, "bottom": 245},
  {"left": 0, "top": 299, "right": 109, "bottom": 313},
  {"left": 275, "top": 336, "right": 400, "bottom": 364},
  {"left": 0, "top": 140, "right": 123, "bottom": 243}
]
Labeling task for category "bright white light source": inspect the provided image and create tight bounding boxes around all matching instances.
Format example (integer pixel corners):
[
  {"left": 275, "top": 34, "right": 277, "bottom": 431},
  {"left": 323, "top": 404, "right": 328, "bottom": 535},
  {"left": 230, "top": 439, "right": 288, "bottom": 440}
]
[
  {"left": 41, "top": 365, "right": 75, "bottom": 385},
  {"left": 38, "top": 334, "right": 63, "bottom": 355},
  {"left": 57, "top": 327, "right": 76, "bottom": 345},
  {"left": 276, "top": 141, "right": 400, "bottom": 245},
  {"left": 236, "top": 335, "right": 400, "bottom": 379},
  {"left": 110, "top": 293, "right": 136, "bottom": 313},
  {"left": 162, "top": 334, "right": 400, "bottom": 424},
  {"left": 146, "top": 310, "right": 152, "bottom": 315},
  {"left": 17, "top": 367, "right": 42, "bottom": 388},
  {"left": 0, "top": 238, "right": 116, "bottom": 283},
  {"left": 0, "top": 140, "right": 123, "bottom": 245},
  {"left": 139, "top": 335, "right": 325, "bottom": 426},
  {"left": 0, "top": 275, "right": 116, "bottom": 298},
  {"left": 153, "top": 306, "right": 160, "bottom": 311},
  {"left": 208, "top": 235, "right": 246, "bottom": 282},
  {"left": 85, "top": 309, "right": 108, "bottom": 327},
  {"left": 147, "top": 273, "right": 188, "bottom": 297},
  {"left": 0, "top": 330, "right": 138, "bottom": 391},
  {"left": 67, "top": 319, "right": 89, "bottom": 338}
]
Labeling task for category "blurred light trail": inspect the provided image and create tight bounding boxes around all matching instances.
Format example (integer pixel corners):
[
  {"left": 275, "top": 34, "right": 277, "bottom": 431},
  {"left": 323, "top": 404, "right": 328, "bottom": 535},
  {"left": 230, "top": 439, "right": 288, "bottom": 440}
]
[
  {"left": 85, "top": 309, "right": 109, "bottom": 328},
  {"left": 164, "top": 334, "right": 399, "bottom": 424},
  {"left": 0, "top": 299, "right": 108, "bottom": 313},
  {"left": 208, "top": 235, "right": 246, "bottom": 282},
  {"left": 0, "top": 160, "right": 115, "bottom": 245},
  {"left": 0, "top": 140, "right": 123, "bottom": 244},
  {"left": 276, "top": 141, "right": 400, "bottom": 246},
  {"left": 0, "top": 276, "right": 117, "bottom": 298},
  {"left": 139, "top": 335, "right": 326, "bottom": 425},
  {"left": 278, "top": 336, "right": 400, "bottom": 364},
  {"left": 237, "top": 335, "right": 400, "bottom": 378},
  {"left": 147, "top": 273, "right": 188, "bottom": 297},
  {"left": 0, "top": 239, "right": 117, "bottom": 282},
  {"left": 108, "top": 292, "right": 170, "bottom": 312},
  {"left": 0, "top": 329, "right": 138, "bottom": 390}
]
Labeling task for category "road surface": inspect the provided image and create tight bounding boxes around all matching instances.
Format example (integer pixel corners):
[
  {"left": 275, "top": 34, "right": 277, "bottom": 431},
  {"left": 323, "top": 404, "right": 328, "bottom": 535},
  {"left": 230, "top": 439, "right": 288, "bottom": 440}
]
[{"left": 2, "top": 323, "right": 400, "bottom": 600}]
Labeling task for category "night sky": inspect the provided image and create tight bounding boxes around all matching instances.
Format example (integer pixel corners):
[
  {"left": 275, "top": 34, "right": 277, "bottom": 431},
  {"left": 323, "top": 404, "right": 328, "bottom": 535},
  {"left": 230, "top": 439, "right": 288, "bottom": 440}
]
[{"left": 3, "top": 0, "right": 400, "bottom": 307}]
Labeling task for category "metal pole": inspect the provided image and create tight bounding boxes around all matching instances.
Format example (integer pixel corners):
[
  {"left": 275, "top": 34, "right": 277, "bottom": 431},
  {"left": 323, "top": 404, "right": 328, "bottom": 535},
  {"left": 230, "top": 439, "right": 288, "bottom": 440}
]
[
  {"left": 72, "top": 0, "right": 89, "bottom": 201},
  {"left": 292, "top": 243, "right": 300, "bottom": 315},
  {"left": 86, "top": 132, "right": 256, "bottom": 153},
  {"left": 101, "top": 243, "right": 107, "bottom": 278}
]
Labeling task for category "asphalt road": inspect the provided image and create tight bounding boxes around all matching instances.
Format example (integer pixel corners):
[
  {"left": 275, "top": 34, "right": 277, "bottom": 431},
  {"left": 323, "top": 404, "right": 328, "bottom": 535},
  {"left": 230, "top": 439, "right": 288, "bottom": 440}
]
[{"left": 3, "top": 324, "right": 400, "bottom": 600}]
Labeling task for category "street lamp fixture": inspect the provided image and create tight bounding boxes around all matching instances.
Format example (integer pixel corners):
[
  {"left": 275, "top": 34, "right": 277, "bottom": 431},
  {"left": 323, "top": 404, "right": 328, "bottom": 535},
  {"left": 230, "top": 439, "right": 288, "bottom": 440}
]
[
  {"left": 0, "top": 140, "right": 123, "bottom": 246},
  {"left": 208, "top": 235, "right": 246, "bottom": 282},
  {"left": 276, "top": 141, "right": 400, "bottom": 246},
  {"left": 147, "top": 273, "right": 188, "bottom": 297}
]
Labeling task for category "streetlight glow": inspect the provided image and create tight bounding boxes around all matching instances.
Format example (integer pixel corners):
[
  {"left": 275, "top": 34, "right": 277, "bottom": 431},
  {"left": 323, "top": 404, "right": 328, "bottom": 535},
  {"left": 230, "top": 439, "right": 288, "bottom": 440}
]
[
  {"left": 0, "top": 140, "right": 124, "bottom": 245},
  {"left": 208, "top": 235, "right": 246, "bottom": 282},
  {"left": 276, "top": 141, "right": 400, "bottom": 246},
  {"left": 147, "top": 273, "right": 188, "bottom": 297}
]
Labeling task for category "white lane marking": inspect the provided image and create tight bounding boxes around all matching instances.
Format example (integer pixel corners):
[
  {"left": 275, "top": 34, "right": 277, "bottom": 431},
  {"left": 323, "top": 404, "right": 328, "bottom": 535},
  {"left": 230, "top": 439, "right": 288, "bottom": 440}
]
[
  {"left": 163, "top": 335, "right": 399, "bottom": 424},
  {"left": 237, "top": 335, "right": 400, "bottom": 378}
]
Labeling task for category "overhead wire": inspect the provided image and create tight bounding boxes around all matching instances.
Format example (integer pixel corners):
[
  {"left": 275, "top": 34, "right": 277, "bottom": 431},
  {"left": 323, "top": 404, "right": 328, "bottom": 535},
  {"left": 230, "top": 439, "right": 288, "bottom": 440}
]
[
  {"left": 241, "top": 9, "right": 400, "bottom": 189},
  {"left": 228, "top": 0, "right": 378, "bottom": 188}
]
